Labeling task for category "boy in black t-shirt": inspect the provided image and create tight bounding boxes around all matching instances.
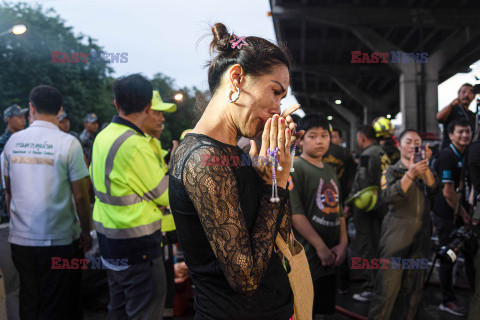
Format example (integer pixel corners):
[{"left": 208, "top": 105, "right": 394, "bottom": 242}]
[
  {"left": 289, "top": 114, "right": 348, "bottom": 318},
  {"left": 433, "top": 119, "right": 473, "bottom": 317}
]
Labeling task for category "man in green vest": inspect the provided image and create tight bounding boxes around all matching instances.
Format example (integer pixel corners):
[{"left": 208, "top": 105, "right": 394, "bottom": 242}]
[
  {"left": 90, "top": 74, "right": 169, "bottom": 320},
  {"left": 142, "top": 90, "right": 178, "bottom": 320}
]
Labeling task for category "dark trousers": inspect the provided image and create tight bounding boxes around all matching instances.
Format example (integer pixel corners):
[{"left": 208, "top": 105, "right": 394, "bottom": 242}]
[
  {"left": 69, "top": 239, "right": 84, "bottom": 320},
  {"left": 434, "top": 215, "right": 476, "bottom": 303},
  {"left": 11, "top": 243, "right": 73, "bottom": 320},
  {"left": 106, "top": 256, "right": 167, "bottom": 320},
  {"left": 337, "top": 229, "right": 351, "bottom": 291},
  {"left": 354, "top": 208, "right": 383, "bottom": 290},
  {"left": 163, "top": 241, "right": 175, "bottom": 319},
  {"left": 0, "top": 226, "right": 19, "bottom": 320},
  {"left": 313, "top": 274, "right": 336, "bottom": 316},
  {"left": 369, "top": 212, "right": 431, "bottom": 320}
]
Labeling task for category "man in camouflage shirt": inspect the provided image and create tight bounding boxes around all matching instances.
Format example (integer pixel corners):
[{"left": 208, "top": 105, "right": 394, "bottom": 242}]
[
  {"left": 0, "top": 105, "right": 26, "bottom": 320},
  {"left": 79, "top": 112, "right": 99, "bottom": 165},
  {"left": 0, "top": 105, "right": 27, "bottom": 222}
]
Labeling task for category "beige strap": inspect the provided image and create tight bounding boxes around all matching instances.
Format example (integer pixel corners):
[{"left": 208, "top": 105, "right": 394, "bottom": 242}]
[{"left": 275, "top": 233, "right": 293, "bottom": 261}]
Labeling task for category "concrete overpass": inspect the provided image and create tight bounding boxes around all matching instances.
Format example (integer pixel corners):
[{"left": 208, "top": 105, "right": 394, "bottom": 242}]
[{"left": 269, "top": 0, "right": 480, "bottom": 147}]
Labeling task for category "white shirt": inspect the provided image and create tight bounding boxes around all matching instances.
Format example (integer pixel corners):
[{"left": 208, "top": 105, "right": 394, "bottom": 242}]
[{"left": 3, "top": 120, "right": 89, "bottom": 246}]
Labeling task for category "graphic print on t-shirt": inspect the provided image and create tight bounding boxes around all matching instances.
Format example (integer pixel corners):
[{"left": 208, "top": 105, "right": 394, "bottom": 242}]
[{"left": 315, "top": 178, "right": 340, "bottom": 215}]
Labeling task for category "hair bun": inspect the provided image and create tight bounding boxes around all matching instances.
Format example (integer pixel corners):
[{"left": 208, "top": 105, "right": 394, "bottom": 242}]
[{"left": 210, "top": 23, "right": 231, "bottom": 53}]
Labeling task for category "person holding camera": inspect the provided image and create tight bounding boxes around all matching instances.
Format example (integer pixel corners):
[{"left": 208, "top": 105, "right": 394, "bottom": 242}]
[
  {"left": 433, "top": 119, "right": 473, "bottom": 317},
  {"left": 437, "top": 83, "right": 475, "bottom": 150},
  {"left": 368, "top": 129, "right": 439, "bottom": 320}
]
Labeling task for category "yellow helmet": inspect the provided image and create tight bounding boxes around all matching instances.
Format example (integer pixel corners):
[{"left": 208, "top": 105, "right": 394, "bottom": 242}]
[
  {"left": 347, "top": 186, "right": 379, "bottom": 212},
  {"left": 372, "top": 117, "right": 395, "bottom": 139}
]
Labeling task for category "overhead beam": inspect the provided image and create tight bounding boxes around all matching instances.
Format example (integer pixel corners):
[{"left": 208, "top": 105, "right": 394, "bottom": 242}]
[
  {"left": 270, "top": 6, "right": 480, "bottom": 28},
  {"left": 331, "top": 77, "right": 385, "bottom": 114},
  {"left": 349, "top": 27, "right": 403, "bottom": 73},
  {"left": 299, "top": 92, "right": 358, "bottom": 149},
  {"left": 292, "top": 64, "right": 396, "bottom": 78},
  {"left": 292, "top": 91, "right": 349, "bottom": 105},
  {"left": 434, "top": 26, "right": 480, "bottom": 81},
  {"left": 286, "top": 37, "right": 361, "bottom": 49}
]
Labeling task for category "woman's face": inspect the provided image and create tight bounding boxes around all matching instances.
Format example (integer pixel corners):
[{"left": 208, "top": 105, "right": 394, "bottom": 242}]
[
  {"left": 399, "top": 131, "right": 422, "bottom": 161},
  {"left": 233, "top": 64, "right": 290, "bottom": 138}
]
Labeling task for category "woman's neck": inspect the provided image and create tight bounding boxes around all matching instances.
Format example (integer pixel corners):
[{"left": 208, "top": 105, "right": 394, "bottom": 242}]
[{"left": 193, "top": 95, "right": 239, "bottom": 146}]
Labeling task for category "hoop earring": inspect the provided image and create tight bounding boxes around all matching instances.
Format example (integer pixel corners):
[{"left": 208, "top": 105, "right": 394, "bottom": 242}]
[{"left": 228, "top": 87, "right": 241, "bottom": 103}]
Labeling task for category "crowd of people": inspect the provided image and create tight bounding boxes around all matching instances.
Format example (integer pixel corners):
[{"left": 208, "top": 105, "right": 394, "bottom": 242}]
[{"left": 1, "top": 22, "right": 480, "bottom": 320}]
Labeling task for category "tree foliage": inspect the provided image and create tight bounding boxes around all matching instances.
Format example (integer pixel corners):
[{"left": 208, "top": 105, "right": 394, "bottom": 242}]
[
  {"left": 0, "top": 1, "right": 116, "bottom": 132},
  {"left": 0, "top": 2, "right": 198, "bottom": 141}
]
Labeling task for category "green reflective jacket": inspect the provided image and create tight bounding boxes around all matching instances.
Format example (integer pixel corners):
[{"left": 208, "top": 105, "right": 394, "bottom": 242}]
[{"left": 91, "top": 117, "right": 169, "bottom": 263}]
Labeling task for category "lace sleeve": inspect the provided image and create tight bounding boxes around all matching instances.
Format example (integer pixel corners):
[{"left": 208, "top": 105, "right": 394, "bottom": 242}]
[
  {"left": 183, "top": 146, "right": 288, "bottom": 295},
  {"left": 278, "top": 197, "right": 292, "bottom": 242}
]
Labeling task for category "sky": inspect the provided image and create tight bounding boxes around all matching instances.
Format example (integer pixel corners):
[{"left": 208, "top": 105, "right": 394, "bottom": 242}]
[
  {"left": 26, "top": 0, "right": 301, "bottom": 114},
  {"left": 12, "top": 0, "right": 480, "bottom": 120}
]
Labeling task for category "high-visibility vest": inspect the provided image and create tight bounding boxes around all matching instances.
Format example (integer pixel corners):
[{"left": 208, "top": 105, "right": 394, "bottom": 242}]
[
  {"left": 91, "top": 119, "right": 169, "bottom": 263},
  {"left": 146, "top": 135, "right": 176, "bottom": 233}
]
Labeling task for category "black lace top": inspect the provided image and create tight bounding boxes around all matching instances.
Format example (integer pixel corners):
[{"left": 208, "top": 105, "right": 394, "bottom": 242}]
[{"left": 169, "top": 133, "right": 294, "bottom": 320}]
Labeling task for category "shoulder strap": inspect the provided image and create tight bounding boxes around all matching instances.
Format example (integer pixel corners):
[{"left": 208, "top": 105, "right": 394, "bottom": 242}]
[{"left": 276, "top": 233, "right": 293, "bottom": 261}]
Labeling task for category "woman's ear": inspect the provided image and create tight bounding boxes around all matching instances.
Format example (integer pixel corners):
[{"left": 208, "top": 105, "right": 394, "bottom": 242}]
[{"left": 227, "top": 64, "right": 244, "bottom": 91}]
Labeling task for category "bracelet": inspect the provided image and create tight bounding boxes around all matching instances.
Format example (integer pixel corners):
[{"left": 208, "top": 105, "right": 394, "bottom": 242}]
[{"left": 405, "top": 173, "right": 414, "bottom": 181}]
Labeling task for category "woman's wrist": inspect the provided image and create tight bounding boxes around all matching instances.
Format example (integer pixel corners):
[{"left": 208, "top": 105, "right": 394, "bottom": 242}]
[
  {"left": 405, "top": 171, "right": 415, "bottom": 180},
  {"left": 277, "top": 179, "right": 288, "bottom": 189}
]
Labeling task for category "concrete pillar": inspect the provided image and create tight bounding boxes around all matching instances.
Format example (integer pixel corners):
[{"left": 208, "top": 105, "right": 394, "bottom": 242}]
[
  {"left": 399, "top": 65, "right": 418, "bottom": 132},
  {"left": 425, "top": 56, "right": 440, "bottom": 137},
  {"left": 350, "top": 121, "right": 357, "bottom": 150},
  {"left": 399, "top": 61, "right": 440, "bottom": 136},
  {"left": 330, "top": 102, "right": 358, "bottom": 150}
]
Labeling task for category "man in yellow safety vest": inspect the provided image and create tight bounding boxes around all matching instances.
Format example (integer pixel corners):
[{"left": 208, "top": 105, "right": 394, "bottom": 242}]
[{"left": 90, "top": 74, "right": 169, "bottom": 319}]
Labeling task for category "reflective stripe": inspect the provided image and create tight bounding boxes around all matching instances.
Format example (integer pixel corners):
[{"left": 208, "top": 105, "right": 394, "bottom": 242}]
[
  {"left": 94, "top": 187, "right": 142, "bottom": 206},
  {"left": 94, "top": 169, "right": 169, "bottom": 206},
  {"left": 11, "top": 156, "right": 54, "bottom": 166},
  {"left": 143, "top": 175, "right": 169, "bottom": 202},
  {"left": 105, "top": 131, "right": 136, "bottom": 194},
  {"left": 94, "top": 220, "right": 161, "bottom": 239}
]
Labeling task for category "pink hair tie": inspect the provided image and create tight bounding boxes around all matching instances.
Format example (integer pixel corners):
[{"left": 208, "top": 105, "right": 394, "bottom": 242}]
[{"left": 230, "top": 34, "right": 249, "bottom": 49}]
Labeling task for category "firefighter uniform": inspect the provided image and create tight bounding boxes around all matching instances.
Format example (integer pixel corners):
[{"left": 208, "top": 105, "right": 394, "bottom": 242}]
[
  {"left": 369, "top": 161, "right": 440, "bottom": 320},
  {"left": 381, "top": 140, "right": 400, "bottom": 165},
  {"left": 349, "top": 143, "right": 391, "bottom": 292}
]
